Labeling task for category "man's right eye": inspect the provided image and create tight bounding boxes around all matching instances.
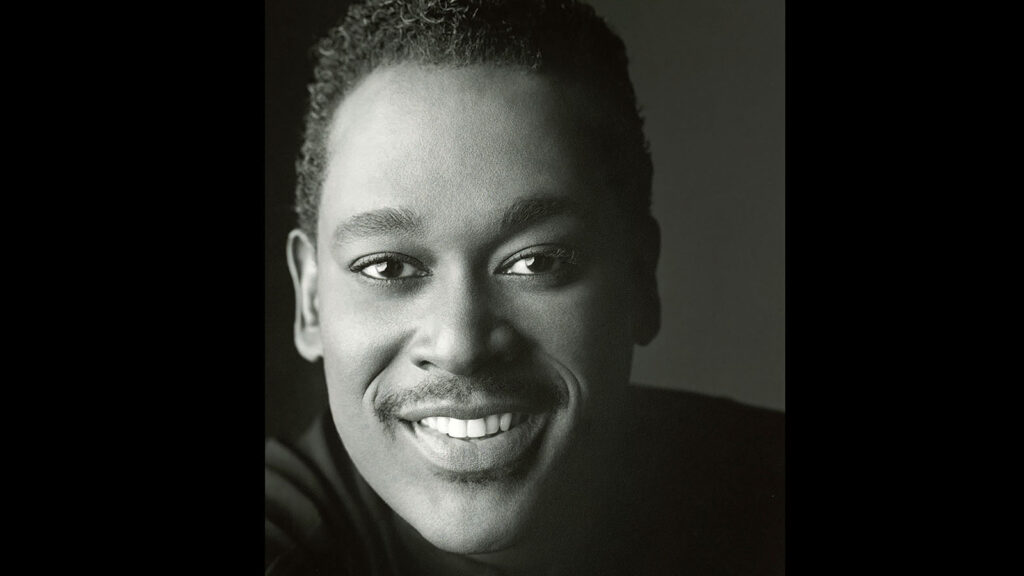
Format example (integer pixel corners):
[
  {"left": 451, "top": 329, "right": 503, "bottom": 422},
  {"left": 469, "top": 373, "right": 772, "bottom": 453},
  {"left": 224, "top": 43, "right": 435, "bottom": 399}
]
[{"left": 350, "top": 254, "right": 428, "bottom": 281}]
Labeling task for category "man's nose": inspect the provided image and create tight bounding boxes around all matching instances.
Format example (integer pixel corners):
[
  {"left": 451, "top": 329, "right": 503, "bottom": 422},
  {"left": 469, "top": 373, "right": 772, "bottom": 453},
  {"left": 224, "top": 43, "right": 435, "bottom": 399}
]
[{"left": 408, "top": 277, "right": 521, "bottom": 376}]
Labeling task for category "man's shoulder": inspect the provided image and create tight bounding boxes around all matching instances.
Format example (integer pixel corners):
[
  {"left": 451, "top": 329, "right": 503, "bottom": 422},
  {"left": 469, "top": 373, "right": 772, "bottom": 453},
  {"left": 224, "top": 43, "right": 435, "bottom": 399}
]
[
  {"left": 627, "top": 384, "right": 784, "bottom": 423},
  {"left": 265, "top": 414, "right": 395, "bottom": 575},
  {"left": 621, "top": 385, "right": 785, "bottom": 575},
  {"left": 626, "top": 385, "right": 784, "bottom": 456},
  {"left": 625, "top": 384, "right": 785, "bottom": 493}
]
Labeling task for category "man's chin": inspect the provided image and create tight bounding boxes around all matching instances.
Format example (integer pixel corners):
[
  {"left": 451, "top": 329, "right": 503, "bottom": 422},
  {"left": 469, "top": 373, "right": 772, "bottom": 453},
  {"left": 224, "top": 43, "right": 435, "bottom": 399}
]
[
  {"left": 409, "top": 506, "right": 529, "bottom": 555},
  {"left": 397, "top": 483, "right": 542, "bottom": 555}
]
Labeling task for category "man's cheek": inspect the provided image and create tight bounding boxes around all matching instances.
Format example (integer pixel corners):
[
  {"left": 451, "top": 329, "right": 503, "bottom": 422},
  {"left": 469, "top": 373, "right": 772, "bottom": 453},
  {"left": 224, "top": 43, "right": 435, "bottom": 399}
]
[
  {"left": 519, "top": 278, "right": 631, "bottom": 349},
  {"left": 525, "top": 279, "right": 633, "bottom": 406},
  {"left": 322, "top": 305, "right": 404, "bottom": 367}
]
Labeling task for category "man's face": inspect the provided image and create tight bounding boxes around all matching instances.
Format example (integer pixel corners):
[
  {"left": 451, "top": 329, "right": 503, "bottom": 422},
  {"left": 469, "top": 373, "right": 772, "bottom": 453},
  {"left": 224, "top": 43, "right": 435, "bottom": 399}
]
[{"left": 291, "top": 63, "right": 647, "bottom": 554}]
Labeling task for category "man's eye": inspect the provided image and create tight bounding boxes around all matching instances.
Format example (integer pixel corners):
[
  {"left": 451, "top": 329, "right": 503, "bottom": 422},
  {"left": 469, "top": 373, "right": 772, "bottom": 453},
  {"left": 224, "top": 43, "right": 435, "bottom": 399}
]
[
  {"left": 505, "top": 255, "right": 558, "bottom": 275},
  {"left": 351, "top": 256, "right": 426, "bottom": 280},
  {"left": 502, "top": 248, "right": 577, "bottom": 276}
]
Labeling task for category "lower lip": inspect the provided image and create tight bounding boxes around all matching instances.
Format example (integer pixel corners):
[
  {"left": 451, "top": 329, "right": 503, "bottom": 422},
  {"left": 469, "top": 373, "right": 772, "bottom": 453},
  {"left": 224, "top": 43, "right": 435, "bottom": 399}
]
[{"left": 403, "top": 414, "right": 548, "bottom": 475}]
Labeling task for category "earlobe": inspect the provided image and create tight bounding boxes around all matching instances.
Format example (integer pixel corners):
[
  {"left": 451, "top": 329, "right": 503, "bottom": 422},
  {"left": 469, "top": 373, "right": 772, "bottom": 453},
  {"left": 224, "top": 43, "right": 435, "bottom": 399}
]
[
  {"left": 634, "top": 216, "right": 661, "bottom": 346},
  {"left": 287, "top": 229, "right": 323, "bottom": 361}
]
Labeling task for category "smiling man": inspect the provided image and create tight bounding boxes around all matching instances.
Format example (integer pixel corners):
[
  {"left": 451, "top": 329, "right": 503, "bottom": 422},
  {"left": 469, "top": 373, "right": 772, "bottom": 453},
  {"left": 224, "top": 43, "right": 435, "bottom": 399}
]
[{"left": 265, "top": 1, "right": 784, "bottom": 575}]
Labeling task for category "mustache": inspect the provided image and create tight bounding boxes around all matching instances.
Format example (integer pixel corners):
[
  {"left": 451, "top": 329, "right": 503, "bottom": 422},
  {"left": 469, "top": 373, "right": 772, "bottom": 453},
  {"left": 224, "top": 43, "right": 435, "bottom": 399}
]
[{"left": 374, "top": 371, "right": 568, "bottom": 424}]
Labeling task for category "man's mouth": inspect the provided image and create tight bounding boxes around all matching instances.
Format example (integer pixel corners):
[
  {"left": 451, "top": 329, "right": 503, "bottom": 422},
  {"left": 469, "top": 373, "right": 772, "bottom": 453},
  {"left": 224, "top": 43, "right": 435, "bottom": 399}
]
[
  {"left": 398, "top": 405, "right": 548, "bottom": 476},
  {"left": 380, "top": 375, "right": 567, "bottom": 477},
  {"left": 416, "top": 413, "right": 528, "bottom": 439}
]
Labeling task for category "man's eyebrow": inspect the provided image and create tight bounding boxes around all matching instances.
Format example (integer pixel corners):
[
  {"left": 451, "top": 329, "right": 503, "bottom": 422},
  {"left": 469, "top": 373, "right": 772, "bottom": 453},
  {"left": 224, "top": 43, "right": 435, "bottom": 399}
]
[
  {"left": 332, "top": 198, "right": 583, "bottom": 245},
  {"left": 500, "top": 197, "right": 585, "bottom": 232},
  {"left": 332, "top": 207, "right": 423, "bottom": 245}
]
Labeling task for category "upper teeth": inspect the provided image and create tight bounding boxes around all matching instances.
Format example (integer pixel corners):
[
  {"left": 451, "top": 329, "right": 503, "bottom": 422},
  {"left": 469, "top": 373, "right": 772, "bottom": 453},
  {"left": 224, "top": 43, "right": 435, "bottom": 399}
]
[{"left": 419, "top": 413, "right": 517, "bottom": 439}]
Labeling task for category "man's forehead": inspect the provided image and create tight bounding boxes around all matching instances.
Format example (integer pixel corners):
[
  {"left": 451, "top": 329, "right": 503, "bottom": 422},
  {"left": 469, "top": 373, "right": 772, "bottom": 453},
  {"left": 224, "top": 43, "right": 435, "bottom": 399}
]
[
  {"left": 326, "top": 63, "right": 578, "bottom": 163},
  {"left": 326, "top": 62, "right": 632, "bottom": 160},
  {"left": 317, "top": 63, "right": 628, "bottom": 237},
  {"left": 330, "top": 64, "right": 553, "bottom": 129}
]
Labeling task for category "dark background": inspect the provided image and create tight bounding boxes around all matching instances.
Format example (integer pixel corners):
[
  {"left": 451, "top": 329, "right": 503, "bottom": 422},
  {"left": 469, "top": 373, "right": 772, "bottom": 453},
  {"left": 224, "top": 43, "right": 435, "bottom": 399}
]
[{"left": 265, "top": 0, "right": 786, "bottom": 441}]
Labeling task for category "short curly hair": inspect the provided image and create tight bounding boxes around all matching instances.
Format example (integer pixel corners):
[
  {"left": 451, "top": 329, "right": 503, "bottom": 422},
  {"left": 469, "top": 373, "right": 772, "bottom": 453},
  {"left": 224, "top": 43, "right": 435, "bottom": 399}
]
[{"left": 295, "top": 0, "right": 653, "bottom": 241}]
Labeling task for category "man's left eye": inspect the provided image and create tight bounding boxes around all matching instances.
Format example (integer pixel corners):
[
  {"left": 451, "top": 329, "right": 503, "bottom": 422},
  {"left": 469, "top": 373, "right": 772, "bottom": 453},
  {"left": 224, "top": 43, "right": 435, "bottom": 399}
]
[
  {"left": 504, "top": 254, "right": 559, "bottom": 275},
  {"left": 502, "top": 248, "right": 577, "bottom": 276}
]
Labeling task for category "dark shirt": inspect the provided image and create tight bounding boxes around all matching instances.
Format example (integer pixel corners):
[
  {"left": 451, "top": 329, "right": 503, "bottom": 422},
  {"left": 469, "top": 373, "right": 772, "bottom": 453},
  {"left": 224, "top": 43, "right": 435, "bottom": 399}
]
[{"left": 265, "top": 387, "right": 785, "bottom": 575}]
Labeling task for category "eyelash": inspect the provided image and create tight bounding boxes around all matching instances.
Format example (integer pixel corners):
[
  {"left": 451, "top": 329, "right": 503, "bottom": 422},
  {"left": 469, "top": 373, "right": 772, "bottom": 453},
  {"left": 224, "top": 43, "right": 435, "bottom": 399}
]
[
  {"left": 348, "top": 246, "right": 581, "bottom": 284},
  {"left": 349, "top": 252, "right": 429, "bottom": 284},
  {"left": 498, "top": 246, "right": 580, "bottom": 278}
]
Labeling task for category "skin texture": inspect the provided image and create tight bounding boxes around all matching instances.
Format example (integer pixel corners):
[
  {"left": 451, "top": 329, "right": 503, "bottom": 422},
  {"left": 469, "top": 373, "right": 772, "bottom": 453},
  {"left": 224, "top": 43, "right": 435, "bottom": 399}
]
[{"left": 288, "top": 63, "right": 658, "bottom": 566}]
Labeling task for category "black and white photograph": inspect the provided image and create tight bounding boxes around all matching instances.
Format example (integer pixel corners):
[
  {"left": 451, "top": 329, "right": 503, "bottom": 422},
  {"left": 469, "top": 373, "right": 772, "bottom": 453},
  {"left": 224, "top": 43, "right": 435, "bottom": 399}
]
[{"left": 265, "top": 0, "right": 785, "bottom": 574}]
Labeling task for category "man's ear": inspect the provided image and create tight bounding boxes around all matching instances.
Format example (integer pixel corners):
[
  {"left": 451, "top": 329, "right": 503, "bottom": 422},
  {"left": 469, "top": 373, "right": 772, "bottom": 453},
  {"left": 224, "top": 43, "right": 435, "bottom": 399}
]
[
  {"left": 287, "top": 229, "right": 323, "bottom": 361},
  {"left": 634, "top": 216, "right": 661, "bottom": 346}
]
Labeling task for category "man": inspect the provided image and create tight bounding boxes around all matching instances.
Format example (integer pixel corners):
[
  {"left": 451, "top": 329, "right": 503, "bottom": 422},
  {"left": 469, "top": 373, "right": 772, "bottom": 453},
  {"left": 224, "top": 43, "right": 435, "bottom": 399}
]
[{"left": 265, "top": 1, "right": 784, "bottom": 574}]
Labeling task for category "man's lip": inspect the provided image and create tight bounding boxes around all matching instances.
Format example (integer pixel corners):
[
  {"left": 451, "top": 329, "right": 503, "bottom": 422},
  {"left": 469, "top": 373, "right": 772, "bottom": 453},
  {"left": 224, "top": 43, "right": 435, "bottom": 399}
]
[
  {"left": 398, "top": 399, "right": 543, "bottom": 422},
  {"left": 403, "top": 412, "right": 549, "bottom": 474}
]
